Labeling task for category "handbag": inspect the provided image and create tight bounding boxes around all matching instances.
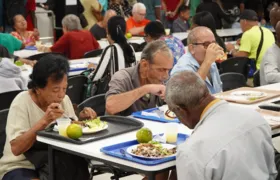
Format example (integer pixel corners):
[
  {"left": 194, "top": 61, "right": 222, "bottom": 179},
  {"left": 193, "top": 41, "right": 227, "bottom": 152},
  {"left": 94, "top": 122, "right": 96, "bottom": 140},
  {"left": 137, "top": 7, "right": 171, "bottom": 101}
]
[{"left": 248, "top": 27, "right": 264, "bottom": 78}]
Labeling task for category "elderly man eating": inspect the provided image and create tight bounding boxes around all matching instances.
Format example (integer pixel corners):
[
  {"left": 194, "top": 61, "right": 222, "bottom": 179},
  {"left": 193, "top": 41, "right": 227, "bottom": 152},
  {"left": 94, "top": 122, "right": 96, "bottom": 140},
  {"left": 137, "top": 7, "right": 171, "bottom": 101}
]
[
  {"left": 166, "top": 70, "right": 277, "bottom": 180},
  {"left": 171, "top": 26, "right": 223, "bottom": 94},
  {"left": 126, "top": 2, "right": 150, "bottom": 36},
  {"left": 106, "top": 40, "right": 173, "bottom": 116}
]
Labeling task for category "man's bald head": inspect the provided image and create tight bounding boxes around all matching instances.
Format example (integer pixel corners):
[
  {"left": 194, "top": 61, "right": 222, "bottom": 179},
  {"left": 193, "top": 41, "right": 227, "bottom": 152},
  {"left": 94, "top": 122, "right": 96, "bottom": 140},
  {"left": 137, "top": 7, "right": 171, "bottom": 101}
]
[
  {"left": 104, "top": 10, "right": 117, "bottom": 26},
  {"left": 187, "top": 26, "right": 214, "bottom": 45},
  {"left": 270, "top": 6, "right": 280, "bottom": 29}
]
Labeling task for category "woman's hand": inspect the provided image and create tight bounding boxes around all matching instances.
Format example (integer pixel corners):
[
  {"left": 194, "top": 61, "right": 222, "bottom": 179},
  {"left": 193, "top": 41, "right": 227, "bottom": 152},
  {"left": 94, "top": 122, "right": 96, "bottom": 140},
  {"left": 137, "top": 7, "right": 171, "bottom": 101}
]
[
  {"left": 79, "top": 107, "right": 97, "bottom": 120},
  {"left": 42, "top": 103, "right": 64, "bottom": 125},
  {"left": 33, "top": 28, "right": 40, "bottom": 38}
]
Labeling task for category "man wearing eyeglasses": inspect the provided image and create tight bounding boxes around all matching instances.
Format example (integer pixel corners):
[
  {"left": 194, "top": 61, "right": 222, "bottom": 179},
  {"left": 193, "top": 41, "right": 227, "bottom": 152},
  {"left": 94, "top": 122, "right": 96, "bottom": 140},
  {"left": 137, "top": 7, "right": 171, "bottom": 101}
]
[
  {"left": 126, "top": 2, "right": 150, "bottom": 35},
  {"left": 170, "top": 26, "right": 224, "bottom": 94}
]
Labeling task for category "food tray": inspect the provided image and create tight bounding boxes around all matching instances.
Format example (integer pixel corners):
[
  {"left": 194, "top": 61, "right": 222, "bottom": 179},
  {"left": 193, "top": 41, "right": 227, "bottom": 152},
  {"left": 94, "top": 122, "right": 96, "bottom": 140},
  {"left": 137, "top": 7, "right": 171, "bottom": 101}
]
[
  {"left": 25, "top": 46, "right": 37, "bottom": 50},
  {"left": 132, "top": 108, "right": 180, "bottom": 123},
  {"left": 215, "top": 87, "right": 280, "bottom": 104},
  {"left": 100, "top": 133, "right": 189, "bottom": 166},
  {"left": 37, "top": 116, "right": 144, "bottom": 145}
]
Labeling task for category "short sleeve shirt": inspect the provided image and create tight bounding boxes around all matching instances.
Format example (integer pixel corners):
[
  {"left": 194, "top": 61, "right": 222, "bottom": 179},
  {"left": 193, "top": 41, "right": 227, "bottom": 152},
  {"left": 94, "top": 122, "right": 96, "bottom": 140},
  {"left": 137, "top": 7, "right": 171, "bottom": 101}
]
[
  {"left": 51, "top": 30, "right": 100, "bottom": 59},
  {"left": 126, "top": 17, "right": 150, "bottom": 35},
  {"left": 11, "top": 31, "right": 39, "bottom": 46},
  {"left": 239, "top": 26, "right": 275, "bottom": 69},
  {"left": 138, "top": 0, "right": 161, "bottom": 21},
  {"left": 0, "top": 33, "right": 22, "bottom": 54},
  {"left": 105, "top": 64, "right": 164, "bottom": 116},
  {"left": 0, "top": 91, "right": 77, "bottom": 179}
]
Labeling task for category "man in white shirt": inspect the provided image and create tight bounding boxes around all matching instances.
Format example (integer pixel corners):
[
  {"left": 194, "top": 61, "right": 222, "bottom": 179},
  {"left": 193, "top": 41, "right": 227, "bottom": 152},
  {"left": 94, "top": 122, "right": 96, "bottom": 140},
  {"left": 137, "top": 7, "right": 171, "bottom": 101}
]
[{"left": 165, "top": 70, "right": 277, "bottom": 180}]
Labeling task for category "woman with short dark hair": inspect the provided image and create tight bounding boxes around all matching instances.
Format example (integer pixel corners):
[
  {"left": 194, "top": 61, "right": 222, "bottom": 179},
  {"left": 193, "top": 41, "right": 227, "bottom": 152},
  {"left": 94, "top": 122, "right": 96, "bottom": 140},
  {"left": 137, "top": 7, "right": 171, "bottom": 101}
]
[
  {"left": 0, "top": 54, "right": 96, "bottom": 180},
  {"left": 144, "top": 21, "right": 185, "bottom": 66}
]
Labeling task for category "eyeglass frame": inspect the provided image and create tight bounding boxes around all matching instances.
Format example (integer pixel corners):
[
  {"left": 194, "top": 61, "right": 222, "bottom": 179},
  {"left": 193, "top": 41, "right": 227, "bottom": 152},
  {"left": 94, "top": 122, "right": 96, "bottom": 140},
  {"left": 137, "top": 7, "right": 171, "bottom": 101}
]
[{"left": 192, "top": 41, "right": 217, "bottom": 49}]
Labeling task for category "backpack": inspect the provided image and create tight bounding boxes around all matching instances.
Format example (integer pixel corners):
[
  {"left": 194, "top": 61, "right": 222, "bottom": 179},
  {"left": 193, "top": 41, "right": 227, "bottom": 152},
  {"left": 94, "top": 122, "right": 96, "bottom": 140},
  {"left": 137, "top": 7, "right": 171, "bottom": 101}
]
[{"left": 5, "top": 0, "right": 26, "bottom": 25}]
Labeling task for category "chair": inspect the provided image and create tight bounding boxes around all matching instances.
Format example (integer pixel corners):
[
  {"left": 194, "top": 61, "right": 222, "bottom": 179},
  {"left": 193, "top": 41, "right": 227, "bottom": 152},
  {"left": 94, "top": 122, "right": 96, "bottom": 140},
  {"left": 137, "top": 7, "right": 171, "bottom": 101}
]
[
  {"left": 220, "top": 73, "right": 247, "bottom": 91},
  {"left": 0, "top": 109, "right": 9, "bottom": 159},
  {"left": 0, "top": 45, "right": 10, "bottom": 58},
  {"left": 0, "top": 90, "right": 22, "bottom": 110},
  {"left": 181, "top": 38, "right": 188, "bottom": 46},
  {"left": 27, "top": 52, "right": 65, "bottom": 61},
  {"left": 83, "top": 49, "right": 103, "bottom": 58},
  {"left": 253, "top": 70, "right": 260, "bottom": 87},
  {"left": 220, "top": 57, "right": 251, "bottom": 79},
  {"left": 66, "top": 75, "right": 88, "bottom": 105},
  {"left": 78, "top": 94, "right": 106, "bottom": 116}
]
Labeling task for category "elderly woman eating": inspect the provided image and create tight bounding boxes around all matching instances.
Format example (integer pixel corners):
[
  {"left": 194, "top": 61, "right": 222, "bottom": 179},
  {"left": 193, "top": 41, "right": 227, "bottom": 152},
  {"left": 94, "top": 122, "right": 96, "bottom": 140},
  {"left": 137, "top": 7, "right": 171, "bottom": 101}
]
[
  {"left": 10, "top": 14, "right": 39, "bottom": 46},
  {"left": 0, "top": 54, "right": 96, "bottom": 180},
  {"left": 45, "top": 14, "right": 100, "bottom": 60}
]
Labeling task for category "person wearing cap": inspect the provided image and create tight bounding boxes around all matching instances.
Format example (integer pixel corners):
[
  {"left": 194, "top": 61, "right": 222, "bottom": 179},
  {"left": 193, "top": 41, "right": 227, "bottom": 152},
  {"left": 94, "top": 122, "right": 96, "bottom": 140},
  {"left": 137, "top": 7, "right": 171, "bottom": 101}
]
[
  {"left": 226, "top": 9, "right": 275, "bottom": 70},
  {"left": 126, "top": 3, "right": 150, "bottom": 35},
  {"left": 260, "top": 21, "right": 280, "bottom": 85},
  {"left": 171, "top": 26, "right": 223, "bottom": 94},
  {"left": 144, "top": 21, "right": 185, "bottom": 66}
]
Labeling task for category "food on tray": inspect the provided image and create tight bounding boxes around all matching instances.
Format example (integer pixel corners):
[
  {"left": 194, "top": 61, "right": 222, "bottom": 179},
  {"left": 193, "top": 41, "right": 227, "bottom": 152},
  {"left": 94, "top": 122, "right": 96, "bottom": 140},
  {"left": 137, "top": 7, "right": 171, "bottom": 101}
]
[
  {"left": 131, "top": 142, "right": 176, "bottom": 158},
  {"left": 231, "top": 91, "right": 267, "bottom": 100},
  {"left": 164, "top": 110, "right": 177, "bottom": 120},
  {"left": 83, "top": 117, "right": 107, "bottom": 131},
  {"left": 136, "top": 128, "right": 153, "bottom": 143},
  {"left": 67, "top": 124, "right": 83, "bottom": 139}
]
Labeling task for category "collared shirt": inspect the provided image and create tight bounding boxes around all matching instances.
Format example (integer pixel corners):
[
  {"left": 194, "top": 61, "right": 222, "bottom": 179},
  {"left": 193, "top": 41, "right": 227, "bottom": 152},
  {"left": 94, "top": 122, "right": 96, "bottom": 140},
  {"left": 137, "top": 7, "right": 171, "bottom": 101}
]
[
  {"left": 260, "top": 44, "right": 280, "bottom": 85},
  {"left": 105, "top": 63, "right": 163, "bottom": 116},
  {"left": 176, "top": 100, "right": 277, "bottom": 180},
  {"left": 172, "top": 17, "right": 189, "bottom": 33},
  {"left": 170, "top": 52, "right": 222, "bottom": 94}
]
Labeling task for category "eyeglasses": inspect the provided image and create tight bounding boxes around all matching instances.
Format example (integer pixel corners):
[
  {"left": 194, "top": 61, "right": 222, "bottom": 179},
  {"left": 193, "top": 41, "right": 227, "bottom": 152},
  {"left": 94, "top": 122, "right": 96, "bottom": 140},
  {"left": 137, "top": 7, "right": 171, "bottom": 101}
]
[
  {"left": 137, "top": 12, "right": 146, "bottom": 16},
  {"left": 192, "top": 41, "right": 217, "bottom": 49}
]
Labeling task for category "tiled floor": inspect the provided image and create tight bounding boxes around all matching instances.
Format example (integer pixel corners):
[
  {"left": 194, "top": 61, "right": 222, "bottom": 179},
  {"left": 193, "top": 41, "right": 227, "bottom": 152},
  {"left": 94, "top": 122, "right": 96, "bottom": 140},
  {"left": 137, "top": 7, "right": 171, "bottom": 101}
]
[{"left": 92, "top": 173, "right": 143, "bottom": 180}]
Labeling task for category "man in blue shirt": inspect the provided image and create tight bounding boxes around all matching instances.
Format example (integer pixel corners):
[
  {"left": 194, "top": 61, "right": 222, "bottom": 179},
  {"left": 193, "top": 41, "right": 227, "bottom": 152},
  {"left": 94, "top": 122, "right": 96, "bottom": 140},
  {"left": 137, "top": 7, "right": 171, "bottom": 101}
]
[{"left": 171, "top": 26, "right": 223, "bottom": 94}]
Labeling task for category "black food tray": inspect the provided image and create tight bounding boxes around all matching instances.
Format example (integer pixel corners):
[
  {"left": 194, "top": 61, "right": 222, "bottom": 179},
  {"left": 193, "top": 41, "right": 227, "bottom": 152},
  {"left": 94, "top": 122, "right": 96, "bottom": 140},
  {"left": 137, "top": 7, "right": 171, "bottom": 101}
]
[{"left": 37, "top": 116, "right": 144, "bottom": 145}]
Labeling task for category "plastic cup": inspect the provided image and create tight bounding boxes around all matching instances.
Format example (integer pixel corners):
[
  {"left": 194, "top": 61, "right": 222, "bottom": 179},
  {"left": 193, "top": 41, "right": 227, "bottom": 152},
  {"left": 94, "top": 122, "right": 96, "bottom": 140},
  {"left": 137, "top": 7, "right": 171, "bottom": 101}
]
[
  {"left": 35, "top": 41, "right": 42, "bottom": 46},
  {"left": 165, "top": 123, "right": 178, "bottom": 144},
  {"left": 56, "top": 117, "right": 71, "bottom": 137},
  {"left": 165, "top": 28, "right": 171, "bottom": 35}
]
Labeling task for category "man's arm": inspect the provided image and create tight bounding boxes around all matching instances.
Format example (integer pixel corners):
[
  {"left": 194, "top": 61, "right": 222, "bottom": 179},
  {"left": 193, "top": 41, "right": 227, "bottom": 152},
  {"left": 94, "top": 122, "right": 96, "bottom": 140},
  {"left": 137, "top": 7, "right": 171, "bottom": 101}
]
[
  {"left": 128, "top": 26, "right": 145, "bottom": 35},
  {"left": 10, "top": 103, "right": 63, "bottom": 156},
  {"left": 106, "top": 85, "right": 150, "bottom": 115},
  {"left": 198, "top": 43, "right": 224, "bottom": 80}
]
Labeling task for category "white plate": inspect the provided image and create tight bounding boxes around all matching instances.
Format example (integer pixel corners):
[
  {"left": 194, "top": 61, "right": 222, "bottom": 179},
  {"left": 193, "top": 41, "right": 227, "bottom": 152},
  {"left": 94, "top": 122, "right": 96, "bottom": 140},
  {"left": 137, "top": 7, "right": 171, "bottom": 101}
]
[
  {"left": 82, "top": 124, "right": 108, "bottom": 134},
  {"left": 53, "top": 124, "right": 108, "bottom": 134},
  {"left": 230, "top": 91, "right": 267, "bottom": 98},
  {"left": 126, "top": 143, "right": 176, "bottom": 159}
]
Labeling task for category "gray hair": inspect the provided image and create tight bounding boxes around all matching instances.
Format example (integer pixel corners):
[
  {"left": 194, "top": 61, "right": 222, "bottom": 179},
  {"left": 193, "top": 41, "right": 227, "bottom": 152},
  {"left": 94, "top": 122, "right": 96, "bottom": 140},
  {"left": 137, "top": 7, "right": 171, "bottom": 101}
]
[
  {"left": 62, "top": 14, "right": 82, "bottom": 31},
  {"left": 141, "top": 40, "right": 173, "bottom": 63},
  {"left": 166, "top": 71, "right": 209, "bottom": 109},
  {"left": 132, "top": 2, "right": 146, "bottom": 13},
  {"left": 187, "top": 26, "right": 212, "bottom": 45}
]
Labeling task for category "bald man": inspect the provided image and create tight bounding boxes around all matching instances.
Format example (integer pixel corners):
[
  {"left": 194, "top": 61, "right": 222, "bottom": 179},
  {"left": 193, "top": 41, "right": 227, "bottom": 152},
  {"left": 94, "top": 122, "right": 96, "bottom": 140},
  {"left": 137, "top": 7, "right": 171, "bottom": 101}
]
[
  {"left": 90, "top": 9, "right": 117, "bottom": 40},
  {"left": 270, "top": 6, "right": 280, "bottom": 29},
  {"left": 170, "top": 26, "right": 224, "bottom": 94},
  {"left": 260, "top": 21, "right": 280, "bottom": 85}
]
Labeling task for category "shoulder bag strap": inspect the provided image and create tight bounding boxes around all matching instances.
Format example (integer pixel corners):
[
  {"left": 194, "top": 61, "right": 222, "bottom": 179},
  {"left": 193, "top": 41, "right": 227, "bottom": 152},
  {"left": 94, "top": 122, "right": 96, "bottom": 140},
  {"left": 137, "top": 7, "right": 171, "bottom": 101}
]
[{"left": 256, "top": 27, "right": 264, "bottom": 63}]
